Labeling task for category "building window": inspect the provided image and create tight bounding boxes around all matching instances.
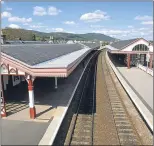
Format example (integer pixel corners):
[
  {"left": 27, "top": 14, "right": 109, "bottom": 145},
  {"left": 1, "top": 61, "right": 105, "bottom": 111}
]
[{"left": 132, "top": 44, "right": 149, "bottom": 51}]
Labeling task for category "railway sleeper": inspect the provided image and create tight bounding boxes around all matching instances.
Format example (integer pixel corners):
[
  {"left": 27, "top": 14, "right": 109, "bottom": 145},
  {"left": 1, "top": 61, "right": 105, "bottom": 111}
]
[
  {"left": 74, "top": 128, "right": 91, "bottom": 133},
  {"left": 119, "top": 135, "right": 141, "bottom": 145},
  {"left": 70, "top": 140, "right": 91, "bottom": 145},
  {"left": 76, "top": 118, "right": 93, "bottom": 124},
  {"left": 75, "top": 123, "right": 92, "bottom": 129},
  {"left": 71, "top": 136, "right": 92, "bottom": 143},
  {"left": 77, "top": 114, "right": 92, "bottom": 119},
  {"left": 113, "top": 114, "right": 127, "bottom": 118}
]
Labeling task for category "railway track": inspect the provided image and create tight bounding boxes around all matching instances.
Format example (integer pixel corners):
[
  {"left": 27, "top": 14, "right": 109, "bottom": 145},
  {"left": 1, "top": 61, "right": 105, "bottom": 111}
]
[
  {"left": 53, "top": 49, "right": 152, "bottom": 145},
  {"left": 67, "top": 52, "right": 97, "bottom": 145},
  {"left": 96, "top": 50, "right": 141, "bottom": 145},
  {"left": 64, "top": 51, "right": 98, "bottom": 145},
  {"left": 53, "top": 51, "right": 99, "bottom": 145}
]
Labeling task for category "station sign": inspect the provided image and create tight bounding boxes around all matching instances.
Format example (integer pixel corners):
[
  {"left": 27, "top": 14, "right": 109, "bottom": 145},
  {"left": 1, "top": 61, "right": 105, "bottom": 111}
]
[{"left": 12, "top": 76, "right": 21, "bottom": 86}]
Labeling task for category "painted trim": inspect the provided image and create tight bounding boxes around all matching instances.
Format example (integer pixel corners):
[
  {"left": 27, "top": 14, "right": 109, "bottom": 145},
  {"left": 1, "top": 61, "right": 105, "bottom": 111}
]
[
  {"left": 108, "top": 50, "right": 153, "bottom": 54},
  {"left": 1, "top": 49, "right": 93, "bottom": 77}
]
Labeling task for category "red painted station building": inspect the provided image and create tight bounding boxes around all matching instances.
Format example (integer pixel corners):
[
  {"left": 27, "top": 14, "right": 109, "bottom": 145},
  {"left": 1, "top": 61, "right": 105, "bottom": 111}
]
[
  {"left": 1, "top": 42, "right": 100, "bottom": 119},
  {"left": 105, "top": 38, "right": 153, "bottom": 70}
]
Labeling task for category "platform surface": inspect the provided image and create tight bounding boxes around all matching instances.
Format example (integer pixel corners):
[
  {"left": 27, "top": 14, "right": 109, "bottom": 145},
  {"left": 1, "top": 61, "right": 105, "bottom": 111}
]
[
  {"left": 117, "top": 66, "right": 153, "bottom": 113},
  {"left": 1, "top": 59, "right": 86, "bottom": 145}
]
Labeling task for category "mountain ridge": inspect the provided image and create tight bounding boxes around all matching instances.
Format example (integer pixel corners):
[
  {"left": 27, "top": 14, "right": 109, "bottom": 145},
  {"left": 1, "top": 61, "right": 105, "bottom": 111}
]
[{"left": 2, "top": 28, "right": 117, "bottom": 42}]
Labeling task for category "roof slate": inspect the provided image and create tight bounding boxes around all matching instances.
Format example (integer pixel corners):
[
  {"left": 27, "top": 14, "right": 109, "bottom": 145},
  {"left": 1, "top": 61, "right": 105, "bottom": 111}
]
[
  {"left": 110, "top": 38, "right": 138, "bottom": 50},
  {"left": 1, "top": 43, "right": 85, "bottom": 66}
]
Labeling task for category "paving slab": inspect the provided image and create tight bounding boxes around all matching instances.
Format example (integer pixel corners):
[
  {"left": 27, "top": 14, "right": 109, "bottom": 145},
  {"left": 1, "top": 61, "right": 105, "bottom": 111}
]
[{"left": 1, "top": 119, "right": 50, "bottom": 145}]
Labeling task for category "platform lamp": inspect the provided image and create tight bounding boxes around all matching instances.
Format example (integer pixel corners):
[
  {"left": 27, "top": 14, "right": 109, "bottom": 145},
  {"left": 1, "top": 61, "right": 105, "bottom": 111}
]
[
  {"left": 146, "top": 51, "right": 150, "bottom": 70},
  {"left": 146, "top": 44, "right": 150, "bottom": 70}
]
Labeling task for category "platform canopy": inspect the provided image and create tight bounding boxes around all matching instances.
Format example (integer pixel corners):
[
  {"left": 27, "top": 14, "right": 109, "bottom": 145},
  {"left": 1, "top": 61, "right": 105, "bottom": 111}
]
[
  {"left": 106, "top": 38, "right": 153, "bottom": 54},
  {"left": 1, "top": 43, "right": 100, "bottom": 77}
]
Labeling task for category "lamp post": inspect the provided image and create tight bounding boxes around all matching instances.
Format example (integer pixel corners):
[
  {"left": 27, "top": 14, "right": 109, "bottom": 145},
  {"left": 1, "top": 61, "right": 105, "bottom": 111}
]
[{"left": 146, "top": 51, "right": 150, "bottom": 71}]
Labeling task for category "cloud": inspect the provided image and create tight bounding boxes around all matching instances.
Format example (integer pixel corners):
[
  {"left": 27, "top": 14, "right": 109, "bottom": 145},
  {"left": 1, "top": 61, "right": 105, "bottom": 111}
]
[
  {"left": 139, "top": 27, "right": 149, "bottom": 31},
  {"left": 22, "top": 22, "right": 47, "bottom": 29},
  {"left": 128, "top": 25, "right": 133, "bottom": 28},
  {"left": 93, "top": 29, "right": 130, "bottom": 35},
  {"left": 8, "top": 24, "right": 21, "bottom": 29},
  {"left": 48, "top": 6, "right": 61, "bottom": 15},
  {"left": 135, "top": 15, "right": 152, "bottom": 21},
  {"left": 23, "top": 23, "right": 29, "bottom": 26},
  {"left": 98, "top": 26, "right": 152, "bottom": 39},
  {"left": 8, "top": 16, "right": 32, "bottom": 23},
  {"left": 1, "top": 11, "right": 12, "bottom": 18},
  {"left": 51, "top": 28, "right": 75, "bottom": 33},
  {"left": 33, "top": 6, "right": 61, "bottom": 16},
  {"left": 80, "top": 10, "right": 110, "bottom": 22},
  {"left": 66, "top": 31, "right": 75, "bottom": 34},
  {"left": 52, "top": 28, "right": 64, "bottom": 32},
  {"left": 33, "top": 6, "right": 47, "bottom": 16},
  {"left": 6, "top": 7, "right": 12, "bottom": 11},
  {"left": 1, "top": 1, "right": 4, "bottom": 4},
  {"left": 64, "top": 21, "right": 76, "bottom": 25},
  {"left": 141, "top": 21, "right": 153, "bottom": 25},
  {"left": 29, "top": 24, "right": 47, "bottom": 28},
  {"left": 90, "top": 25, "right": 104, "bottom": 28}
]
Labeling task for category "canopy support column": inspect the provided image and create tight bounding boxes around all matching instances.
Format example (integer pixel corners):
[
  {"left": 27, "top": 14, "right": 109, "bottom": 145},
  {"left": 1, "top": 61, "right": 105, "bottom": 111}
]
[
  {"left": 149, "top": 54, "right": 153, "bottom": 69},
  {"left": 26, "top": 75, "right": 36, "bottom": 119},
  {"left": 127, "top": 54, "right": 131, "bottom": 69}
]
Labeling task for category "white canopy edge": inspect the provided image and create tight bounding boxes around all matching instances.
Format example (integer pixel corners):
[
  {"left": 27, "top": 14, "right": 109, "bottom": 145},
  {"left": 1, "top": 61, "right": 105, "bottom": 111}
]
[{"left": 32, "top": 46, "right": 92, "bottom": 68}]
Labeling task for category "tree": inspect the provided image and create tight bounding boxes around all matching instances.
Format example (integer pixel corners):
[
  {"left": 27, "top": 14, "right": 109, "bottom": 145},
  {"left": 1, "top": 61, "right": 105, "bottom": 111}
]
[
  {"left": 41, "top": 36, "right": 46, "bottom": 41},
  {"left": 32, "top": 34, "right": 36, "bottom": 41}
]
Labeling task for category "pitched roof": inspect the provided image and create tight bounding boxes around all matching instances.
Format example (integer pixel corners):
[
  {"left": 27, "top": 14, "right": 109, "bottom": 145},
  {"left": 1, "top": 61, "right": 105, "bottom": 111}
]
[
  {"left": 110, "top": 38, "right": 138, "bottom": 50},
  {"left": 1, "top": 43, "right": 85, "bottom": 66}
]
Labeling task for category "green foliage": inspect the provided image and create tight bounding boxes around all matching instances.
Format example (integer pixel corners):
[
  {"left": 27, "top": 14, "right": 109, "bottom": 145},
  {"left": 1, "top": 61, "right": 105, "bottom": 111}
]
[
  {"left": 32, "top": 34, "right": 36, "bottom": 41},
  {"left": 2, "top": 28, "right": 34, "bottom": 41}
]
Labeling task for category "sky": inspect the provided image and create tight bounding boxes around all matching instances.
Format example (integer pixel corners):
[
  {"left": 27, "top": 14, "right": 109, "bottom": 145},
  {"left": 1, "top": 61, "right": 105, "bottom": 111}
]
[{"left": 1, "top": 1, "right": 153, "bottom": 40}]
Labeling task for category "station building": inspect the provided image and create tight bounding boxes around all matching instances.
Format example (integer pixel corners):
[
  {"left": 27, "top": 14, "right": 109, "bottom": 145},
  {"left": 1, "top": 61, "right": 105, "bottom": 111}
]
[
  {"left": 105, "top": 38, "right": 153, "bottom": 70},
  {"left": 1, "top": 41, "right": 100, "bottom": 119}
]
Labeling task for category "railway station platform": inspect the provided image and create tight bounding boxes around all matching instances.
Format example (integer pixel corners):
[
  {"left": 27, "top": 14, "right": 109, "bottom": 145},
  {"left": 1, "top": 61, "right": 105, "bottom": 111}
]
[
  {"left": 107, "top": 51, "right": 153, "bottom": 132},
  {"left": 1, "top": 56, "right": 89, "bottom": 145}
]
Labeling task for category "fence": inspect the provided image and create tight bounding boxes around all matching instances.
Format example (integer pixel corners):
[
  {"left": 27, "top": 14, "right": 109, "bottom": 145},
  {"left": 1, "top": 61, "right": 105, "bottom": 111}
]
[{"left": 137, "top": 63, "right": 153, "bottom": 76}]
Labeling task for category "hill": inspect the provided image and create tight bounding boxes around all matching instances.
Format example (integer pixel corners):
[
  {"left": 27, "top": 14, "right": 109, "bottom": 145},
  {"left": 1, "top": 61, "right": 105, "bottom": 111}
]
[{"left": 2, "top": 28, "right": 116, "bottom": 42}]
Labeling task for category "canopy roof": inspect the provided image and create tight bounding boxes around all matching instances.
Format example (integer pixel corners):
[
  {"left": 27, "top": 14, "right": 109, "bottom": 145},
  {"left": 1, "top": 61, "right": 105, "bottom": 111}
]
[
  {"left": 1, "top": 42, "right": 100, "bottom": 77},
  {"left": 106, "top": 38, "right": 153, "bottom": 54},
  {"left": 2, "top": 43, "right": 85, "bottom": 66},
  {"left": 110, "top": 38, "right": 138, "bottom": 50}
]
